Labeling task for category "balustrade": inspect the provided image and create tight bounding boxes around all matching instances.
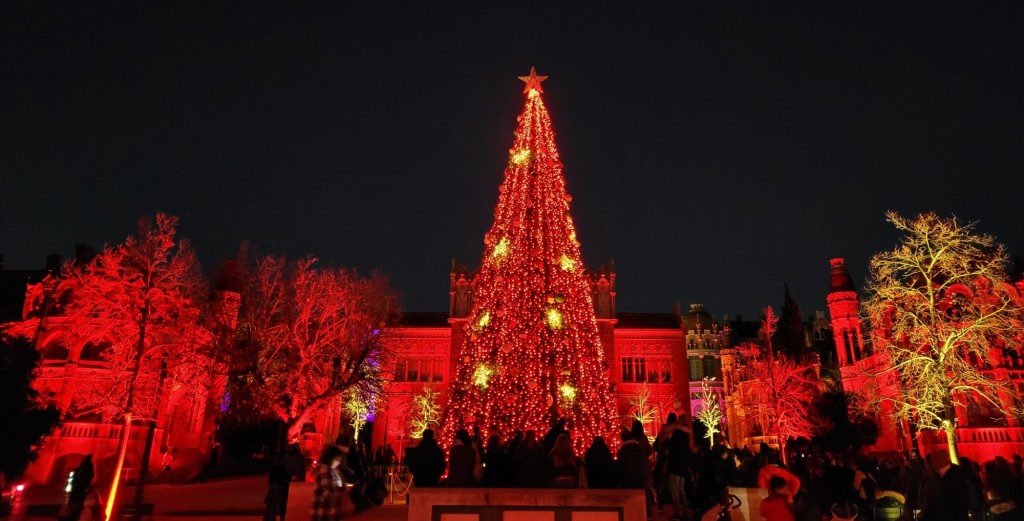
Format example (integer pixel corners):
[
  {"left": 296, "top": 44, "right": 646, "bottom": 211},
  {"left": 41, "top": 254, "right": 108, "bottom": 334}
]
[{"left": 57, "top": 422, "right": 156, "bottom": 441}]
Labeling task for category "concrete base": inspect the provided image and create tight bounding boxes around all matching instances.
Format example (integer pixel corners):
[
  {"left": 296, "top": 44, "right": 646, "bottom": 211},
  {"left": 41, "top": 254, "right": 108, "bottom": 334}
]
[
  {"left": 729, "top": 488, "right": 766, "bottom": 521},
  {"left": 409, "top": 488, "right": 647, "bottom": 521}
]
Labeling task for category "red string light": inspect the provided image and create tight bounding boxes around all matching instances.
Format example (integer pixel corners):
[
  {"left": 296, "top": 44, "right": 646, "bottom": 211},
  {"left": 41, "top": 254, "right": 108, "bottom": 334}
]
[{"left": 441, "top": 71, "right": 619, "bottom": 453}]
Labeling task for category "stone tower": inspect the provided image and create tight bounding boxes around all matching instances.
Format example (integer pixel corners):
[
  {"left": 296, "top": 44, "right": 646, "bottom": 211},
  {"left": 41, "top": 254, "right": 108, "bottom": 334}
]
[{"left": 826, "top": 258, "right": 864, "bottom": 366}]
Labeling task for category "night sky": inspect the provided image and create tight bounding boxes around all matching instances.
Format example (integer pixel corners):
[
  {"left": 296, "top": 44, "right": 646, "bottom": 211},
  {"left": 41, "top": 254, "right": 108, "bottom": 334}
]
[{"left": 3, "top": 2, "right": 1023, "bottom": 319}]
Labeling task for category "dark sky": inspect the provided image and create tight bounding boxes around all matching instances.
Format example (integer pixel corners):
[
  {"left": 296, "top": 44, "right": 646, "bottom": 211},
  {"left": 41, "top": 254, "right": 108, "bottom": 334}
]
[{"left": 3, "top": 2, "right": 1023, "bottom": 319}]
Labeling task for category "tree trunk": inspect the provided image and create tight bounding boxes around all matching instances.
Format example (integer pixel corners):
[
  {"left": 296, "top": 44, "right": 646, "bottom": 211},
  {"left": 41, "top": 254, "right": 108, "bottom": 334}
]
[
  {"left": 105, "top": 413, "right": 133, "bottom": 521},
  {"left": 133, "top": 419, "right": 158, "bottom": 504},
  {"left": 286, "top": 414, "right": 308, "bottom": 442},
  {"left": 779, "top": 436, "right": 788, "bottom": 466},
  {"left": 131, "top": 356, "right": 167, "bottom": 507},
  {"left": 944, "top": 421, "right": 959, "bottom": 465}
]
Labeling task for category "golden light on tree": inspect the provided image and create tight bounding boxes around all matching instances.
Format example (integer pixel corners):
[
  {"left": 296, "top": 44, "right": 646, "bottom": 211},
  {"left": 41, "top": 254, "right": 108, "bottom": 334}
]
[
  {"left": 559, "top": 254, "right": 576, "bottom": 272},
  {"left": 473, "top": 364, "right": 493, "bottom": 389},
  {"left": 628, "top": 383, "right": 658, "bottom": 442},
  {"left": 559, "top": 383, "right": 577, "bottom": 403},
  {"left": 476, "top": 311, "right": 491, "bottom": 329},
  {"left": 409, "top": 386, "right": 442, "bottom": 439},
  {"left": 696, "top": 378, "right": 724, "bottom": 448},
  {"left": 344, "top": 389, "right": 372, "bottom": 443},
  {"left": 858, "top": 211, "right": 1024, "bottom": 464},
  {"left": 510, "top": 149, "right": 531, "bottom": 166}
]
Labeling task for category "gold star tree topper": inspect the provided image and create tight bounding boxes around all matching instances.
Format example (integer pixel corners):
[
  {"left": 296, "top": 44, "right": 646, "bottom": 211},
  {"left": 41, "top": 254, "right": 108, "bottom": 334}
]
[{"left": 518, "top": 67, "right": 548, "bottom": 94}]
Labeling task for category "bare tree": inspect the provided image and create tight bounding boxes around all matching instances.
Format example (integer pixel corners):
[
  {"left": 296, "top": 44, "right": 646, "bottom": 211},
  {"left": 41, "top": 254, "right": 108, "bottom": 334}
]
[
  {"left": 628, "top": 384, "right": 658, "bottom": 441},
  {"left": 343, "top": 388, "right": 372, "bottom": 443},
  {"left": 735, "top": 307, "right": 825, "bottom": 461},
  {"left": 60, "top": 214, "right": 210, "bottom": 514},
  {"left": 408, "top": 386, "right": 442, "bottom": 440},
  {"left": 237, "top": 256, "right": 398, "bottom": 440},
  {"left": 695, "top": 378, "right": 724, "bottom": 449},
  {"left": 859, "top": 211, "right": 1023, "bottom": 462}
]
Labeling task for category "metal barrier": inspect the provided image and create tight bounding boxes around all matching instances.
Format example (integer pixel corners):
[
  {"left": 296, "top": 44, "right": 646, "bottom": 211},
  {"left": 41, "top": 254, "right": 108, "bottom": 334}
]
[{"left": 373, "top": 465, "right": 412, "bottom": 504}]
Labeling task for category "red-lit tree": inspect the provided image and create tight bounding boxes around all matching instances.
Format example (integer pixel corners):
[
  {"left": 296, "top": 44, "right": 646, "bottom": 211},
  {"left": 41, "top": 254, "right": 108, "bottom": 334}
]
[
  {"left": 233, "top": 256, "right": 398, "bottom": 440},
  {"left": 61, "top": 215, "right": 212, "bottom": 419},
  {"left": 441, "top": 69, "right": 618, "bottom": 452},
  {"left": 735, "top": 307, "right": 825, "bottom": 461},
  {"left": 60, "top": 214, "right": 210, "bottom": 514}
]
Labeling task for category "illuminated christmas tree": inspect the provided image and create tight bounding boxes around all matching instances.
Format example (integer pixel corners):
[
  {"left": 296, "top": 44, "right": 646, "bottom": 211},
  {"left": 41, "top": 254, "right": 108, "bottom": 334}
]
[{"left": 441, "top": 69, "right": 618, "bottom": 452}]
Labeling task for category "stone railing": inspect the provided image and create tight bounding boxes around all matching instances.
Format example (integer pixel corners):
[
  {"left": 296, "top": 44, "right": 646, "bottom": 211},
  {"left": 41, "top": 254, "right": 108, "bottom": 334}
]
[
  {"left": 57, "top": 422, "right": 154, "bottom": 441},
  {"left": 917, "top": 427, "right": 1024, "bottom": 462},
  {"left": 742, "top": 435, "right": 779, "bottom": 450},
  {"left": 957, "top": 427, "right": 1024, "bottom": 443},
  {"left": 919, "top": 427, "right": 1024, "bottom": 445}
]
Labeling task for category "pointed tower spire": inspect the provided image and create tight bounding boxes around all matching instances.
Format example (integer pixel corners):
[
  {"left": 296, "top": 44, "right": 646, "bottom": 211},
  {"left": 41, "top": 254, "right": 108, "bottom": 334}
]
[
  {"left": 441, "top": 71, "right": 618, "bottom": 451},
  {"left": 827, "top": 258, "right": 864, "bottom": 365}
]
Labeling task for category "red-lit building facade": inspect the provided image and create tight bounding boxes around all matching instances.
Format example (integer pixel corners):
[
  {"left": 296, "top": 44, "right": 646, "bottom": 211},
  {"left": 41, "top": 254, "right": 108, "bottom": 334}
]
[
  {"left": 11, "top": 254, "right": 1024, "bottom": 486},
  {"left": 372, "top": 263, "right": 719, "bottom": 453},
  {"left": 3, "top": 270, "right": 235, "bottom": 486},
  {"left": 827, "top": 258, "right": 1024, "bottom": 461},
  {"left": 7, "top": 258, "right": 723, "bottom": 484}
]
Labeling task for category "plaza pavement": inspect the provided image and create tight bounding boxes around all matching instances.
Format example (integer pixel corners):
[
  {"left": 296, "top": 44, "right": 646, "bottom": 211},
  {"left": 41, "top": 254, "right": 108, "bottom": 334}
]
[
  {"left": 13, "top": 475, "right": 681, "bottom": 520},
  {"left": 143, "top": 476, "right": 408, "bottom": 520},
  {"left": 13, "top": 476, "right": 408, "bottom": 521}
]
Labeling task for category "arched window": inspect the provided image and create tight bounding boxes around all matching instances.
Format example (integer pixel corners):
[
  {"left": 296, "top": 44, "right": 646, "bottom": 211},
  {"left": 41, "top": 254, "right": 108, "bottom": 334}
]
[
  {"left": 79, "top": 341, "right": 113, "bottom": 363},
  {"left": 42, "top": 341, "right": 70, "bottom": 364}
]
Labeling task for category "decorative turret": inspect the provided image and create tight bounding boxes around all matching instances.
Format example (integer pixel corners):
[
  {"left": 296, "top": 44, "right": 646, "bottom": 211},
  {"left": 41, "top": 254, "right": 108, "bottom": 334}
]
[
  {"left": 587, "top": 263, "right": 616, "bottom": 319},
  {"left": 449, "top": 261, "right": 477, "bottom": 319},
  {"left": 681, "top": 303, "right": 716, "bottom": 335},
  {"left": 826, "top": 258, "right": 865, "bottom": 365}
]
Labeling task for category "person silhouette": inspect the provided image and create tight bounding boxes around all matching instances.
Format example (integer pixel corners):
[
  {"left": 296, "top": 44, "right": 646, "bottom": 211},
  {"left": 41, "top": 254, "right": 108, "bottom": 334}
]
[{"left": 68, "top": 455, "right": 94, "bottom": 504}]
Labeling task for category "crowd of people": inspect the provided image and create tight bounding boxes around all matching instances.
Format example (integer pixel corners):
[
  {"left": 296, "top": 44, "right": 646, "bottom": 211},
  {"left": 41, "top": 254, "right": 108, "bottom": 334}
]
[
  {"left": 403, "top": 414, "right": 696, "bottom": 520},
  {"left": 299, "top": 435, "right": 391, "bottom": 521},
  {"left": 303, "top": 415, "right": 1024, "bottom": 521}
]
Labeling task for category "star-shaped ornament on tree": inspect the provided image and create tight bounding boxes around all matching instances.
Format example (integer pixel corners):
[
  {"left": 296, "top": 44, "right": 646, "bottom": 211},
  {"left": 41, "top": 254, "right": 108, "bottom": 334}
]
[{"left": 519, "top": 67, "right": 548, "bottom": 94}]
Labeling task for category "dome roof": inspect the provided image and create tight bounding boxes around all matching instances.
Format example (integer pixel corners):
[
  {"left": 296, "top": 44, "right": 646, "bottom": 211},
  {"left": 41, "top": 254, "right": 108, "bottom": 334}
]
[
  {"left": 681, "top": 303, "right": 717, "bottom": 333},
  {"left": 829, "top": 258, "right": 856, "bottom": 293}
]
